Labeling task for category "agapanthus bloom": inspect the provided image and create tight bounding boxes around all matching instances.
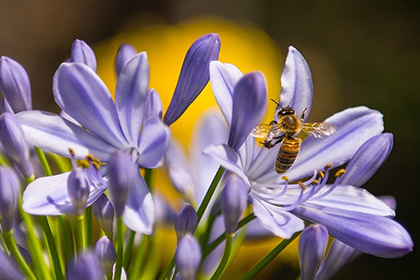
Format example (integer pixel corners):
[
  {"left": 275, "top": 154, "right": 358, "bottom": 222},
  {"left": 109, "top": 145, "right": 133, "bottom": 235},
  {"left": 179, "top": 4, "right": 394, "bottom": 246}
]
[{"left": 204, "top": 46, "right": 412, "bottom": 257}]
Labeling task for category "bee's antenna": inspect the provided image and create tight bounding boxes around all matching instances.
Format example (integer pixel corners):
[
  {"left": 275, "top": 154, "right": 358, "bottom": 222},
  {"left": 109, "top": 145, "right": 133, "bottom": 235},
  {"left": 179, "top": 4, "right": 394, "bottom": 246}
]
[{"left": 270, "top": 98, "right": 283, "bottom": 109}]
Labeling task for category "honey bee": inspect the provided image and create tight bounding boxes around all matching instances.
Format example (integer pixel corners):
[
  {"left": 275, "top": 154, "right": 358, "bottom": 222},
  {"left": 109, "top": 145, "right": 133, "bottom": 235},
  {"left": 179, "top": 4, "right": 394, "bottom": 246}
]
[{"left": 251, "top": 100, "right": 336, "bottom": 174}]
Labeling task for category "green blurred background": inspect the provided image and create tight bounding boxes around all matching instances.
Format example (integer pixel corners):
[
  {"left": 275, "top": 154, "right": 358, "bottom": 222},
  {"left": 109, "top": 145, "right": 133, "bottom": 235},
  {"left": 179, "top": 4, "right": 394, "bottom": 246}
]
[{"left": 0, "top": 0, "right": 418, "bottom": 279}]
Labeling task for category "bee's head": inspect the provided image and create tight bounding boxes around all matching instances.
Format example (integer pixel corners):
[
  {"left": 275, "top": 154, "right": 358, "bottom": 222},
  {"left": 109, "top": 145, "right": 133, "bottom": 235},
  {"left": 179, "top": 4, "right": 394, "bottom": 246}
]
[{"left": 277, "top": 106, "right": 295, "bottom": 117}]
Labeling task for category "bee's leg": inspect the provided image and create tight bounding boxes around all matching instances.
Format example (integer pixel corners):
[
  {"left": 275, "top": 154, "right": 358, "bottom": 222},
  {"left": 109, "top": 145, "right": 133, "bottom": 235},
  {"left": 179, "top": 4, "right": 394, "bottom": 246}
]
[
  {"left": 264, "top": 135, "right": 284, "bottom": 149},
  {"left": 269, "top": 120, "right": 278, "bottom": 125},
  {"left": 300, "top": 108, "right": 308, "bottom": 121}
]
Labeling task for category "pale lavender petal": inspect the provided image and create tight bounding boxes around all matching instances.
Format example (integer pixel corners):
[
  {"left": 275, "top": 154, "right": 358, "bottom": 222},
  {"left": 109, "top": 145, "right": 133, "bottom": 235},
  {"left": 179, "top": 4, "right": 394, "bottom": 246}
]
[
  {"left": 277, "top": 46, "right": 313, "bottom": 121},
  {"left": 228, "top": 72, "right": 267, "bottom": 151},
  {"left": 252, "top": 198, "right": 304, "bottom": 239},
  {"left": 315, "top": 239, "right": 361, "bottom": 280},
  {"left": 144, "top": 88, "right": 163, "bottom": 121},
  {"left": 164, "top": 33, "right": 221, "bottom": 126},
  {"left": 60, "top": 110, "right": 82, "bottom": 126},
  {"left": 165, "top": 138, "right": 188, "bottom": 169},
  {"left": 209, "top": 61, "right": 243, "bottom": 125},
  {"left": 115, "top": 44, "right": 137, "bottom": 77},
  {"left": 0, "top": 56, "right": 32, "bottom": 113},
  {"left": 115, "top": 52, "right": 149, "bottom": 145},
  {"left": 137, "top": 116, "right": 170, "bottom": 168},
  {"left": 16, "top": 110, "right": 117, "bottom": 161},
  {"left": 299, "top": 224, "right": 328, "bottom": 280},
  {"left": 274, "top": 106, "right": 384, "bottom": 182},
  {"left": 22, "top": 172, "right": 107, "bottom": 215},
  {"left": 292, "top": 204, "right": 413, "bottom": 258},
  {"left": 380, "top": 195, "right": 397, "bottom": 211},
  {"left": 246, "top": 144, "right": 280, "bottom": 183},
  {"left": 237, "top": 135, "right": 259, "bottom": 175},
  {"left": 202, "top": 144, "right": 249, "bottom": 186},
  {"left": 123, "top": 172, "right": 154, "bottom": 234},
  {"left": 168, "top": 165, "right": 195, "bottom": 200},
  {"left": 53, "top": 62, "right": 127, "bottom": 147},
  {"left": 70, "top": 39, "right": 97, "bottom": 72},
  {"left": 341, "top": 133, "right": 393, "bottom": 187},
  {"left": 307, "top": 185, "right": 395, "bottom": 217}
]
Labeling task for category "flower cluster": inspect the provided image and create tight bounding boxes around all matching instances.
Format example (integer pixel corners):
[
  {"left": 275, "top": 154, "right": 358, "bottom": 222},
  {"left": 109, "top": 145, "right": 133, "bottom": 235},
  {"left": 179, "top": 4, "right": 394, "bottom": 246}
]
[{"left": 0, "top": 33, "right": 413, "bottom": 280}]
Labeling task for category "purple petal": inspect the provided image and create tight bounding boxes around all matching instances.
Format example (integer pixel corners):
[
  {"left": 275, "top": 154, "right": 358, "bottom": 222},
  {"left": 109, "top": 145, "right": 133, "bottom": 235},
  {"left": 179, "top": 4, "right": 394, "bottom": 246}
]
[
  {"left": 115, "top": 52, "right": 149, "bottom": 145},
  {"left": 275, "top": 106, "right": 384, "bottom": 182},
  {"left": 292, "top": 204, "right": 413, "bottom": 258},
  {"left": 0, "top": 56, "right": 32, "bottom": 113},
  {"left": 16, "top": 110, "right": 117, "bottom": 161},
  {"left": 315, "top": 239, "right": 361, "bottom": 280},
  {"left": 202, "top": 144, "right": 249, "bottom": 185},
  {"left": 299, "top": 224, "right": 329, "bottom": 280},
  {"left": 70, "top": 39, "right": 97, "bottom": 72},
  {"left": 114, "top": 44, "right": 137, "bottom": 77},
  {"left": 22, "top": 172, "right": 107, "bottom": 215},
  {"left": 53, "top": 62, "right": 127, "bottom": 147},
  {"left": 252, "top": 198, "right": 304, "bottom": 239},
  {"left": 144, "top": 88, "right": 163, "bottom": 121},
  {"left": 176, "top": 235, "right": 201, "bottom": 280},
  {"left": 341, "top": 133, "right": 393, "bottom": 187},
  {"left": 164, "top": 33, "right": 221, "bottom": 126},
  {"left": 137, "top": 116, "right": 170, "bottom": 168},
  {"left": 122, "top": 172, "right": 155, "bottom": 234},
  {"left": 221, "top": 174, "right": 248, "bottom": 234},
  {"left": 228, "top": 71, "right": 267, "bottom": 151},
  {"left": 209, "top": 61, "right": 243, "bottom": 125},
  {"left": 277, "top": 46, "right": 313, "bottom": 121}
]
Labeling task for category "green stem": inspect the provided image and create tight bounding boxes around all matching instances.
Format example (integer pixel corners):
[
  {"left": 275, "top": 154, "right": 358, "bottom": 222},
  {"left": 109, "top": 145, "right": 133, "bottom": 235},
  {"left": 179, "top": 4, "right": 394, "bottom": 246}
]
[
  {"left": 84, "top": 206, "right": 93, "bottom": 247},
  {"left": 158, "top": 257, "right": 175, "bottom": 280},
  {"left": 48, "top": 153, "right": 71, "bottom": 173},
  {"left": 123, "top": 230, "right": 136, "bottom": 270},
  {"left": 129, "top": 234, "right": 150, "bottom": 280},
  {"left": 199, "top": 213, "right": 216, "bottom": 249},
  {"left": 37, "top": 216, "right": 64, "bottom": 280},
  {"left": 58, "top": 216, "right": 72, "bottom": 262},
  {"left": 239, "top": 230, "right": 302, "bottom": 280},
  {"left": 202, "top": 213, "right": 255, "bottom": 260},
  {"left": 210, "top": 233, "right": 233, "bottom": 280},
  {"left": 144, "top": 168, "right": 153, "bottom": 191},
  {"left": 34, "top": 146, "right": 52, "bottom": 176},
  {"left": 196, "top": 167, "right": 225, "bottom": 222},
  {"left": 75, "top": 215, "right": 85, "bottom": 251},
  {"left": 114, "top": 217, "right": 124, "bottom": 280},
  {"left": 3, "top": 230, "right": 37, "bottom": 280}
]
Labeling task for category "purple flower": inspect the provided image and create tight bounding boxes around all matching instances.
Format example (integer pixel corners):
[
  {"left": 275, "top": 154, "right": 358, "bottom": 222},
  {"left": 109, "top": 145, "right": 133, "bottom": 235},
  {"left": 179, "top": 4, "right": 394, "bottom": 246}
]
[
  {"left": 92, "top": 194, "right": 114, "bottom": 235},
  {"left": 175, "top": 204, "right": 198, "bottom": 239},
  {"left": 66, "top": 251, "right": 104, "bottom": 280},
  {"left": 221, "top": 174, "right": 248, "bottom": 234},
  {"left": 17, "top": 47, "right": 170, "bottom": 234},
  {"left": 70, "top": 39, "right": 97, "bottom": 72},
  {"left": 67, "top": 168, "right": 90, "bottom": 216},
  {"left": 175, "top": 234, "right": 201, "bottom": 280},
  {"left": 204, "top": 46, "right": 412, "bottom": 258},
  {"left": 0, "top": 167, "right": 19, "bottom": 232},
  {"left": 114, "top": 44, "right": 137, "bottom": 78},
  {"left": 94, "top": 236, "right": 116, "bottom": 274}
]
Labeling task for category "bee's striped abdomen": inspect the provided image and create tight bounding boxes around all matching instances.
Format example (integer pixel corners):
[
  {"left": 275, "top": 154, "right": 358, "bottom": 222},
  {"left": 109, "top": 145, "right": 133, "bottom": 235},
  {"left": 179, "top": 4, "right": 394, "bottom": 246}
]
[{"left": 275, "top": 137, "right": 302, "bottom": 174}]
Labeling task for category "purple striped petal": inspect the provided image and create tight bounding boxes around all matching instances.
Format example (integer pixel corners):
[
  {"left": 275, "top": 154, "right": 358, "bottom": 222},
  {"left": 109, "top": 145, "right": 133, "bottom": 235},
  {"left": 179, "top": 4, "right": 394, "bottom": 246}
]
[
  {"left": 0, "top": 56, "right": 32, "bottom": 113},
  {"left": 292, "top": 204, "right": 413, "bottom": 258},
  {"left": 115, "top": 52, "right": 149, "bottom": 145},
  {"left": 277, "top": 46, "right": 313, "bottom": 121},
  {"left": 144, "top": 88, "right": 163, "bottom": 121},
  {"left": 341, "top": 133, "right": 393, "bottom": 187},
  {"left": 123, "top": 172, "right": 155, "bottom": 234},
  {"left": 114, "top": 44, "right": 137, "bottom": 77},
  {"left": 299, "top": 224, "right": 328, "bottom": 280},
  {"left": 70, "top": 39, "right": 97, "bottom": 72},
  {"left": 53, "top": 62, "right": 127, "bottom": 147},
  {"left": 137, "top": 116, "right": 170, "bottom": 169},
  {"left": 209, "top": 61, "right": 243, "bottom": 125},
  {"left": 22, "top": 172, "right": 107, "bottom": 215},
  {"left": 164, "top": 33, "right": 221, "bottom": 126},
  {"left": 228, "top": 72, "right": 267, "bottom": 151},
  {"left": 16, "top": 110, "right": 117, "bottom": 161}
]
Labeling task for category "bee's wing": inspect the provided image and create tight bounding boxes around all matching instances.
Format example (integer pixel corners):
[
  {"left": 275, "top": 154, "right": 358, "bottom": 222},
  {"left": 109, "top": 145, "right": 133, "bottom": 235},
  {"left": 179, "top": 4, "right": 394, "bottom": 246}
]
[
  {"left": 302, "top": 122, "right": 337, "bottom": 138},
  {"left": 250, "top": 124, "right": 272, "bottom": 138}
]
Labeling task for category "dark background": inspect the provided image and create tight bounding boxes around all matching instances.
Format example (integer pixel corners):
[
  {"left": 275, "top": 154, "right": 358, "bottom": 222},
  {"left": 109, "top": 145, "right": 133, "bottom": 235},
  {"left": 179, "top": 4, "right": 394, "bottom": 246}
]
[{"left": 0, "top": 1, "right": 418, "bottom": 279}]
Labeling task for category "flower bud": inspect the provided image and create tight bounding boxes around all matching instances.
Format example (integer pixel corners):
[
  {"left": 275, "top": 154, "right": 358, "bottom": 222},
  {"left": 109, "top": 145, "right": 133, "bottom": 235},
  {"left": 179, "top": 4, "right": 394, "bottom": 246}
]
[
  {"left": 92, "top": 194, "right": 114, "bottom": 235},
  {"left": 67, "top": 168, "right": 90, "bottom": 216},
  {"left": 175, "top": 204, "right": 198, "bottom": 239},
  {"left": 11, "top": 244, "right": 32, "bottom": 267},
  {"left": 0, "top": 247, "right": 23, "bottom": 280},
  {"left": 0, "top": 112, "right": 34, "bottom": 178},
  {"left": 114, "top": 44, "right": 137, "bottom": 77},
  {"left": 0, "top": 56, "right": 32, "bottom": 113},
  {"left": 94, "top": 236, "right": 116, "bottom": 274},
  {"left": 221, "top": 174, "right": 248, "bottom": 234},
  {"left": 176, "top": 235, "right": 201, "bottom": 280},
  {"left": 0, "top": 167, "right": 19, "bottom": 232},
  {"left": 299, "top": 224, "right": 329, "bottom": 280},
  {"left": 164, "top": 33, "right": 221, "bottom": 126},
  {"left": 107, "top": 151, "right": 135, "bottom": 217},
  {"left": 71, "top": 39, "right": 97, "bottom": 72},
  {"left": 66, "top": 251, "right": 104, "bottom": 280}
]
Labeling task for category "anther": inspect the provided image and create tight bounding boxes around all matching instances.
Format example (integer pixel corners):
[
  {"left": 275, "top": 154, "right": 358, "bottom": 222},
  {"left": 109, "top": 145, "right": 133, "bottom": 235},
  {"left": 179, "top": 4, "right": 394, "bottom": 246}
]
[
  {"left": 68, "top": 148, "right": 75, "bottom": 157},
  {"left": 80, "top": 159, "right": 89, "bottom": 169},
  {"left": 324, "top": 163, "right": 332, "bottom": 170},
  {"left": 282, "top": 176, "right": 289, "bottom": 182},
  {"left": 312, "top": 179, "right": 319, "bottom": 185},
  {"left": 85, "top": 154, "right": 94, "bottom": 161},
  {"left": 335, "top": 169, "right": 346, "bottom": 177},
  {"left": 91, "top": 161, "right": 101, "bottom": 170},
  {"left": 298, "top": 181, "right": 306, "bottom": 190},
  {"left": 318, "top": 171, "right": 325, "bottom": 179}
]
